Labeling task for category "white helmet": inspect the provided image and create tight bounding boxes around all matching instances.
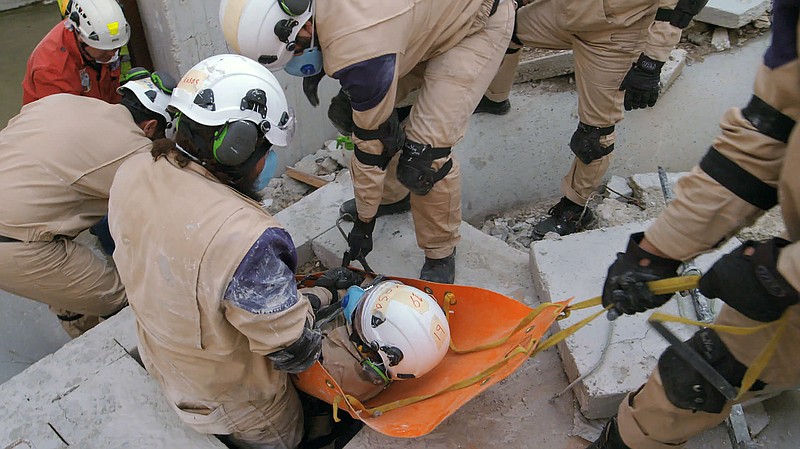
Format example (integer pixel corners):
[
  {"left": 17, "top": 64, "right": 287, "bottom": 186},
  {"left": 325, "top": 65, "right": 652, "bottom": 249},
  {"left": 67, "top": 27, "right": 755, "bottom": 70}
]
[
  {"left": 118, "top": 68, "right": 176, "bottom": 138},
  {"left": 352, "top": 281, "right": 451, "bottom": 380},
  {"left": 220, "top": 0, "right": 313, "bottom": 71},
  {"left": 64, "top": 0, "right": 130, "bottom": 50},
  {"left": 169, "top": 54, "right": 295, "bottom": 149}
]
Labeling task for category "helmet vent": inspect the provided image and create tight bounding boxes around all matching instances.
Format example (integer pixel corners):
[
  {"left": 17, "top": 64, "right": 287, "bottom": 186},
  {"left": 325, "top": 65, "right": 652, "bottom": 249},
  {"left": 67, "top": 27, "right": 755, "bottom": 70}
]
[
  {"left": 193, "top": 89, "right": 216, "bottom": 111},
  {"left": 381, "top": 346, "right": 404, "bottom": 367},
  {"left": 371, "top": 315, "right": 385, "bottom": 328},
  {"left": 258, "top": 55, "right": 278, "bottom": 65},
  {"left": 240, "top": 89, "right": 268, "bottom": 119}
]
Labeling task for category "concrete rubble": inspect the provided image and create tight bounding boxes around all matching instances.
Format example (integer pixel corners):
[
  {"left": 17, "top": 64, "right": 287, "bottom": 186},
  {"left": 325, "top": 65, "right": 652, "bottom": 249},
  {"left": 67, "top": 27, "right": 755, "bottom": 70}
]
[{"left": 695, "top": 0, "right": 771, "bottom": 28}]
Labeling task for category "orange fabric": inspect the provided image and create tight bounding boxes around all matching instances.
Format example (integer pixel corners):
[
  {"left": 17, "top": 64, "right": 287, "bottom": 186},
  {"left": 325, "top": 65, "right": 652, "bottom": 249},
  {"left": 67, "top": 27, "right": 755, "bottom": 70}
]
[
  {"left": 294, "top": 274, "right": 568, "bottom": 438},
  {"left": 22, "top": 21, "right": 122, "bottom": 105}
]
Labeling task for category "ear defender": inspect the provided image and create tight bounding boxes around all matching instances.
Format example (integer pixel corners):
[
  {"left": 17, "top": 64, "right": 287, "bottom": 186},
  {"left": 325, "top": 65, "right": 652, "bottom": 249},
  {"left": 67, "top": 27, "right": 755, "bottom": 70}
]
[
  {"left": 212, "top": 120, "right": 260, "bottom": 166},
  {"left": 279, "top": 0, "right": 311, "bottom": 16}
]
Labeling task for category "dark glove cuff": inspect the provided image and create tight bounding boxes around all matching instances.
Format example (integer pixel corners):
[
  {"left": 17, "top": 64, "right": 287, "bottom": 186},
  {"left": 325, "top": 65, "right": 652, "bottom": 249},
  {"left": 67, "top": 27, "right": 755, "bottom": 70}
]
[
  {"left": 353, "top": 216, "right": 376, "bottom": 234},
  {"left": 625, "top": 232, "right": 682, "bottom": 274},
  {"left": 637, "top": 53, "right": 665, "bottom": 74}
]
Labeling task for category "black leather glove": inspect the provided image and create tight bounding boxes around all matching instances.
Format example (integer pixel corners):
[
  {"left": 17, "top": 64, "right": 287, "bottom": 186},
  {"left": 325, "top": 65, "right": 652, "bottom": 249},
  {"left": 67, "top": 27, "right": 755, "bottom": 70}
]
[
  {"left": 314, "top": 267, "right": 365, "bottom": 302},
  {"left": 347, "top": 217, "right": 375, "bottom": 262},
  {"left": 619, "top": 53, "right": 664, "bottom": 111},
  {"left": 303, "top": 70, "right": 327, "bottom": 107},
  {"left": 602, "top": 232, "right": 682, "bottom": 316},
  {"left": 699, "top": 238, "right": 800, "bottom": 322},
  {"left": 328, "top": 88, "right": 354, "bottom": 134}
]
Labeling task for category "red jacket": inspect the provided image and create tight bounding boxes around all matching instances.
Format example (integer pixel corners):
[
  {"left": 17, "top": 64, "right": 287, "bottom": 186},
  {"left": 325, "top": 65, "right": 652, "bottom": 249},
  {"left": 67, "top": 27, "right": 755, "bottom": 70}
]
[{"left": 22, "top": 21, "right": 122, "bottom": 105}]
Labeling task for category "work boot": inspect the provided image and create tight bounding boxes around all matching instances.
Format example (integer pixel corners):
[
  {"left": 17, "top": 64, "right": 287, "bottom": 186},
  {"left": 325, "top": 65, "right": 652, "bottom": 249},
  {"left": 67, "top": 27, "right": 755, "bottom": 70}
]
[
  {"left": 532, "top": 197, "right": 597, "bottom": 240},
  {"left": 586, "top": 418, "right": 630, "bottom": 449},
  {"left": 473, "top": 95, "right": 511, "bottom": 115},
  {"left": 338, "top": 194, "right": 411, "bottom": 221},
  {"left": 420, "top": 249, "right": 456, "bottom": 284}
]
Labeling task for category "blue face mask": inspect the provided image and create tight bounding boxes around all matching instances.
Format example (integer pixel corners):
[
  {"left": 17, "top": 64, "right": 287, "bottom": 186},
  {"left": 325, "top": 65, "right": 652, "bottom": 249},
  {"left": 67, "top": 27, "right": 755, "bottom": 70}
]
[
  {"left": 253, "top": 150, "right": 279, "bottom": 191},
  {"left": 285, "top": 47, "right": 323, "bottom": 77}
]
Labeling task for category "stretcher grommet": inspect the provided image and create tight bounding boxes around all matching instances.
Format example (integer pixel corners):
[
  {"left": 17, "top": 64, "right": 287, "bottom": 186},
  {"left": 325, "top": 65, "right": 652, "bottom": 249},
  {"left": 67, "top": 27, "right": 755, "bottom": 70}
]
[
  {"left": 480, "top": 378, "right": 491, "bottom": 386},
  {"left": 525, "top": 326, "right": 534, "bottom": 333},
  {"left": 325, "top": 379, "right": 335, "bottom": 389},
  {"left": 424, "top": 287, "right": 434, "bottom": 295}
]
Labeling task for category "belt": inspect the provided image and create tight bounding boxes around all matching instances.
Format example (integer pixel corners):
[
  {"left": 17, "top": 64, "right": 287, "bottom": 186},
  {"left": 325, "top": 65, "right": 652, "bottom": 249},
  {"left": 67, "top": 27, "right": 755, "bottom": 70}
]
[
  {"left": 490, "top": 0, "right": 501, "bottom": 15},
  {"left": 0, "top": 235, "right": 20, "bottom": 243}
]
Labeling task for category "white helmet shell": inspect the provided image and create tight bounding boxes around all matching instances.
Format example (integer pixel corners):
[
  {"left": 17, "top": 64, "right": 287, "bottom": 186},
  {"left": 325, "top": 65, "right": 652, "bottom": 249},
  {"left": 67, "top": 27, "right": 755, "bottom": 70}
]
[
  {"left": 65, "top": 0, "right": 130, "bottom": 50},
  {"left": 118, "top": 76, "right": 175, "bottom": 138},
  {"left": 355, "top": 281, "right": 451, "bottom": 380},
  {"left": 220, "top": 0, "right": 312, "bottom": 71},
  {"left": 169, "top": 54, "right": 295, "bottom": 147}
]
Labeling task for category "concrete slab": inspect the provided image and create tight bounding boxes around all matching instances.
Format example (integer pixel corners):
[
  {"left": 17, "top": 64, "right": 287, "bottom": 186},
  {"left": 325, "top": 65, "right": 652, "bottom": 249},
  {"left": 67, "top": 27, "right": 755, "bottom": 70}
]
[
  {"left": 309, "top": 178, "right": 537, "bottom": 304},
  {"left": 695, "top": 0, "right": 770, "bottom": 28},
  {"left": 517, "top": 50, "right": 575, "bottom": 84},
  {"left": 530, "top": 220, "right": 739, "bottom": 419},
  {"left": 659, "top": 49, "right": 688, "bottom": 95}
]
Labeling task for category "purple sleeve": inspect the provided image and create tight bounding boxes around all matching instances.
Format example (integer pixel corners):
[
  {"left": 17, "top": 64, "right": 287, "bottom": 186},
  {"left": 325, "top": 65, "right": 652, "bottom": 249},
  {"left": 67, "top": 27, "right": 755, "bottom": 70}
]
[
  {"left": 223, "top": 227, "right": 300, "bottom": 315},
  {"left": 333, "top": 54, "right": 397, "bottom": 112}
]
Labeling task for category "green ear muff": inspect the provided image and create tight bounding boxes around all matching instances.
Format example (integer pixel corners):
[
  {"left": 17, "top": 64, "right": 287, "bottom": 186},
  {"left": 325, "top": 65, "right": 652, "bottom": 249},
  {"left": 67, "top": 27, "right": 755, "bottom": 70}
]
[
  {"left": 279, "top": 0, "right": 311, "bottom": 16},
  {"left": 212, "top": 121, "right": 259, "bottom": 166}
]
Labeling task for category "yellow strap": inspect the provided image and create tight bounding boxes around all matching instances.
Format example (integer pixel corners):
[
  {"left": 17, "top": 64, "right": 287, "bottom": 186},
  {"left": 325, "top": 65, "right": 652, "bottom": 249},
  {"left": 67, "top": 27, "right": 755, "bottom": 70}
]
[{"left": 335, "top": 338, "right": 537, "bottom": 418}]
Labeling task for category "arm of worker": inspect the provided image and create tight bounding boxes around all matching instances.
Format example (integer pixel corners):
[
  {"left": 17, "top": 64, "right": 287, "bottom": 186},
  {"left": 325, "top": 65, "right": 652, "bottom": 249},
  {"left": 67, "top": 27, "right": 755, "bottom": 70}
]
[
  {"left": 222, "top": 227, "right": 322, "bottom": 373},
  {"left": 26, "top": 68, "right": 82, "bottom": 102},
  {"left": 332, "top": 54, "right": 403, "bottom": 223},
  {"left": 642, "top": 0, "right": 684, "bottom": 63}
]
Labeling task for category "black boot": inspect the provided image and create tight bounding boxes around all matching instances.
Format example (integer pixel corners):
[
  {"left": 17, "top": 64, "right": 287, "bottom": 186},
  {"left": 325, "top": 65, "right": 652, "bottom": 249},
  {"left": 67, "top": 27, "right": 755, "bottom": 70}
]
[
  {"left": 420, "top": 249, "right": 456, "bottom": 284},
  {"left": 586, "top": 418, "right": 630, "bottom": 449},
  {"left": 339, "top": 194, "right": 411, "bottom": 221},
  {"left": 532, "top": 197, "right": 597, "bottom": 240},
  {"left": 473, "top": 95, "right": 511, "bottom": 115}
]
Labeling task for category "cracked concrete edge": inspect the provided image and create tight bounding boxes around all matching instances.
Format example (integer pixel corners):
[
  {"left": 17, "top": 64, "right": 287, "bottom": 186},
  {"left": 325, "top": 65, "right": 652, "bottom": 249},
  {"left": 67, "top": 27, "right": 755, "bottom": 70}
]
[
  {"left": 516, "top": 50, "right": 575, "bottom": 84},
  {"left": 660, "top": 49, "right": 688, "bottom": 96}
]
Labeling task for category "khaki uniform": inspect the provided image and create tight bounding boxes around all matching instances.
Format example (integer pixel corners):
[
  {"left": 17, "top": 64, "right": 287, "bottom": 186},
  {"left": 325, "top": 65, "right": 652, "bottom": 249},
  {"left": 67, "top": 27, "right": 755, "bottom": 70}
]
[
  {"left": 317, "top": 0, "right": 514, "bottom": 259},
  {"left": 615, "top": 10, "right": 800, "bottom": 447},
  {"left": 109, "top": 153, "right": 322, "bottom": 448},
  {"left": 0, "top": 94, "right": 148, "bottom": 336},
  {"left": 319, "top": 315, "right": 386, "bottom": 402},
  {"left": 485, "top": 0, "right": 682, "bottom": 205}
]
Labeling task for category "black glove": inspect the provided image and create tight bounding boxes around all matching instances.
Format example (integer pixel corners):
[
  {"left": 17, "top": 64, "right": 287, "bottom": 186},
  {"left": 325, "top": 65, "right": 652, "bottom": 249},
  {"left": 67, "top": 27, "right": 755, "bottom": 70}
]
[
  {"left": 347, "top": 217, "right": 375, "bottom": 262},
  {"left": 303, "top": 70, "right": 326, "bottom": 107},
  {"left": 314, "top": 267, "right": 365, "bottom": 302},
  {"left": 619, "top": 53, "right": 664, "bottom": 111},
  {"left": 602, "top": 232, "right": 682, "bottom": 316},
  {"left": 328, "top": 88, "right": 354, "bottom": 134},
  {"left": 699, "top": 238, "right": 800, "bottom": 322}
]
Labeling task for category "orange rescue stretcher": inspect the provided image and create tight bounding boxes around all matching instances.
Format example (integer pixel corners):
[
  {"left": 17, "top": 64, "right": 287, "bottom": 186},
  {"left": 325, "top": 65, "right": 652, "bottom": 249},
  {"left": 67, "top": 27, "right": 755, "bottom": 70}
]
[
  {"left": 294, "top": 274, "right": 779, "bottom": 438},
  {"left": 293, "top": 274, "right": 575, "bottom": 438}
]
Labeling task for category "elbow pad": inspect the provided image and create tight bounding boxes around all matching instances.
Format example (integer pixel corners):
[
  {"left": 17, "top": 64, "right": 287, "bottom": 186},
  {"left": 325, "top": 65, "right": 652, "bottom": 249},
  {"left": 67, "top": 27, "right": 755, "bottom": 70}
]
[
  {"left": 655, "top": 0, "right": 710, "bottom": 29},
  {"left": 267, "top": 323, "right": 323, "bottom": 373}
]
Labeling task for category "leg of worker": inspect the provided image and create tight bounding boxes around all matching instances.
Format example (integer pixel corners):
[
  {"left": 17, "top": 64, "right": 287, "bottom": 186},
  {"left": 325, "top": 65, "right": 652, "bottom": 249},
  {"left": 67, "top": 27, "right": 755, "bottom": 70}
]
[
  {"left": 223, "top": 383, "right": 305, "bottom": 449},
  {"left": 403, "top": 0, "right": 514, "bottom": 262},
  {"left": 483, "top": 0, "right": 573, "bottom": 104},
  {"left": 616, "top": 304, "right": 800, "bottom": 448},
  {"left": 0, "top": 239, "right": 126, "bottom": 335}
]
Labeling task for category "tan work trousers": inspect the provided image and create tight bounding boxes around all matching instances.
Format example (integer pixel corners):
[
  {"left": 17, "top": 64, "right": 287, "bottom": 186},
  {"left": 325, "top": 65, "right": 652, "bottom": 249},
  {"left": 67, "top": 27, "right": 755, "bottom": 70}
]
[
  {"left": 0, "top": 238, "right": 126, "bottom": 337},
  {"left": 484, "top": 0, "right": 651, "bottom": 205},
  {"left": 351, "top": 1, "right": 514, "bottom": 259},
  {"left": 617, "top": 303, "right": 800, "bottom": 449},
  {"left": 213, "top": 391, "right": 304, "bottom": 449}
]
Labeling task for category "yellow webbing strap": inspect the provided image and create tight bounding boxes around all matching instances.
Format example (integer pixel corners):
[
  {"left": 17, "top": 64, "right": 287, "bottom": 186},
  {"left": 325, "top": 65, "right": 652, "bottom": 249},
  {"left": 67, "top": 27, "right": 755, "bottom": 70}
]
[
  {"left": 532, "top": 275, "right": 702, "bottom": 355},
  {"left": 332, "top": 338, "right": 537, "bottom": 419}
]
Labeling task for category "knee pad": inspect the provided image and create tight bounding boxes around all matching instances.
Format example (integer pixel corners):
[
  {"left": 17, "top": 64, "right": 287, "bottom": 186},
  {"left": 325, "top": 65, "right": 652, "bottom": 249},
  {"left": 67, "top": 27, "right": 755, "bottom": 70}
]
[
  {"left": 658, "top": 328, "right": 765, "bottom": 413},
  {"left": 396, "top": 140, "right": 452, "bottom": 196},
  {"left": 352, "top": 110, "right": 406, "bottom": 170},
  {"left": 569, "top": 122, "right": 615, "bottom": 164}
]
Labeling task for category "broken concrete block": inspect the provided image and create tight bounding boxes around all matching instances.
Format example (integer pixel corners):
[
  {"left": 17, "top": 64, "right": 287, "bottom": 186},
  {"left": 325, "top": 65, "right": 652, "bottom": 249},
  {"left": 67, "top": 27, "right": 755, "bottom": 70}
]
[
  {"left": 712, "top": 27, "right": 732, "bottom": 51},
  {"left": 660, "top": 49, "right": 688, "bottom": 95},
  {"left": 605, "top": 175, "right": 633, "bottom": 199},
  {"left": 695, "top": 0, "right": 770, "bottom": 28},
  {"left": 530, "top": 220, "right": 738, "bottom": 419},
  {"left": 630, "top": 171, "right": 689, "bottom": 192},
  {"left": 516, "top": 50, "right": 574, "bottom": 84}
]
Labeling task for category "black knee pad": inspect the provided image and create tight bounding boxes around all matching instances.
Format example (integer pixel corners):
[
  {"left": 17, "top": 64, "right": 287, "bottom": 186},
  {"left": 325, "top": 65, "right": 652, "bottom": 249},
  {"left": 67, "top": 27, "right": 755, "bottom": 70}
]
[
  {"left": 569, "top": 122, "right": 615, "bottom": 164},
  {"left": 396, "top": 140, "right": 452, "bottom": 196},
  {"left": 658, "top": 328, "right": 765, "bottom": 413}
]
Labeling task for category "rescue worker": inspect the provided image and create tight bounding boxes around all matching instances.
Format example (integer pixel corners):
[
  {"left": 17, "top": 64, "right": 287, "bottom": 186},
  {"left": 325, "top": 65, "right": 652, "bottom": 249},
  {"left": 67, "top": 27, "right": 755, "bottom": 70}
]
[
  {"left": 22, "top": 0, "right": 130, "bottom": 105},
  {"left": 107, "top": 54, "right": 366, "bottom": 449},
  {"left": 0, "top": 72, "right": 174, "bottom": 338},
  {"left": 317, "top": 277, "right": 452, "bottom": 402},
  {"left": 594, "top": 1, "right": 800, "bottom": 446},
  {"left": 476, "top": 0, "right": 708, "bottom": 239},
  {"left": 220, "top": 0, "right": 516, "bottom": 284}
]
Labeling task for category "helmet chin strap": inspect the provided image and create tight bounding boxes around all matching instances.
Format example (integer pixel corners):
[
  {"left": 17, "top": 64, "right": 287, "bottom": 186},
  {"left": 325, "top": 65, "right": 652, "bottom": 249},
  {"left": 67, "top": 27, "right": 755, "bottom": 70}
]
[{"left": 174, "top": 143, "right": 205, "bottom": 165}]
